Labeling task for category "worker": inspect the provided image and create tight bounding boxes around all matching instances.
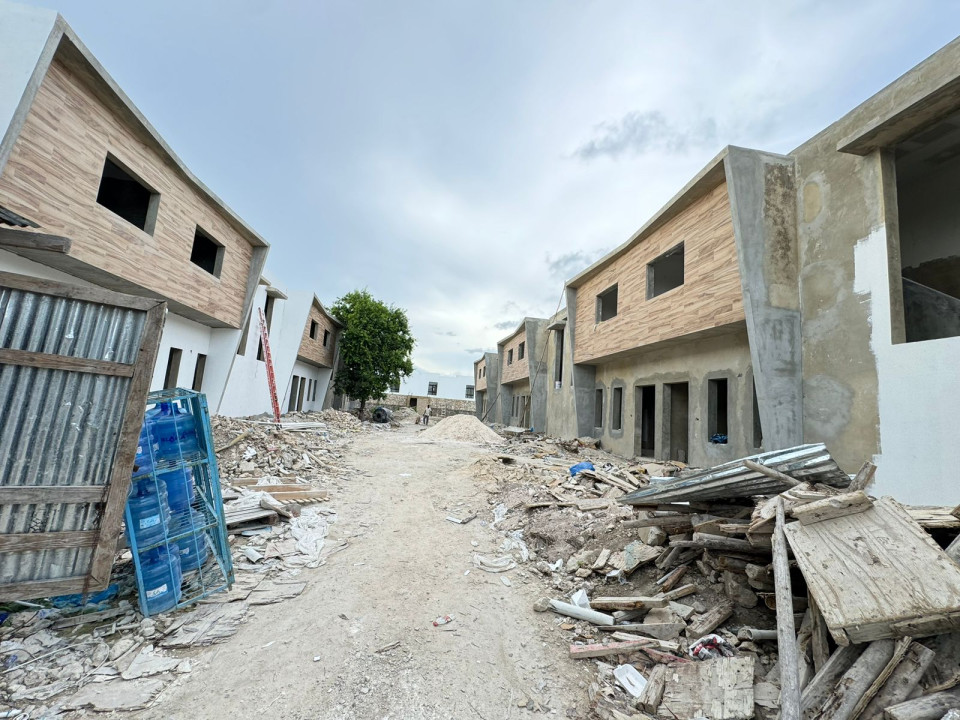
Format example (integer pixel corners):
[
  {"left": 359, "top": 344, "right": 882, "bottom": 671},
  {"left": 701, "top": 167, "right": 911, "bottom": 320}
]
[{"left": 423, "top": 404, "right": 431, "bottom": 425}]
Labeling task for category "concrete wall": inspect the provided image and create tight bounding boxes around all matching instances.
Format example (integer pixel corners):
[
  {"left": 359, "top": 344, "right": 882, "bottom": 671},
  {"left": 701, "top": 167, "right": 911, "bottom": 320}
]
[
  {"left": 475, "top": 351, "right": 500, "bottom": 421},
  {"left": 589, "top": 326, "right": 756, "bottom": 465},
  {"left": 725, "top": 147, "right": 803, "bottom": 450},
  {"left": 544, "top": 315, "right": 580, "bottom": 440}
]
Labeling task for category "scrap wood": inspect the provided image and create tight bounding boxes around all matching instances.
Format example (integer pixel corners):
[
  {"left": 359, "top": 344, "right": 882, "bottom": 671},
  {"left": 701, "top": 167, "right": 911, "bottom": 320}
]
[
  {"left": 785, "top": 498, "right": 960, "bottom": 644},
  {"left": 883, "top": 687, "right": 960, "bottom": 720},
  {"left": 791, "top": 490, "right": 873, "bottom": 525},
  {"left": 590, "top": 596, "right": 667, "bottom": 611},
  {"left": 849, "top": 461, "right": 878, "bottom": 492},
  {"left": 657, "top": 656, "right": 754, "bottom": 720},
  {"left": 743, "top": 459, "right": 800, "bottom": 487},
  {"left": 773, "top": 498, "right": 800, "bottom": 720},
  {"left": 858, "top": 642, "right": 935, "bottom": 716},
  {"left": 216, "top": 430, "right": 252, "bottom": 454},
  {"left": 850, "top": 636, "right": 913, "bottom": 720},
  {"left": 569, "top": 639, "right": 654, "bottom": 659},
  {"left": 814, "top": 639, "right": 895, "bottom": 720}
]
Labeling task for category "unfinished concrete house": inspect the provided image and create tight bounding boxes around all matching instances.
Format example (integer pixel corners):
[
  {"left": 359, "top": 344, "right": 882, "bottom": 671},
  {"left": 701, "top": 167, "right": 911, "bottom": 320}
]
[
  {"left": 0, "top": 3, "right": 268, "bottom": 412},
  {"left": 473, "top": 351, "right": 500, "bottom": 422},
  {"left": 495, "top": 318, "right": 549, "bottom": 428},
  {"left": 791, "top": 36, "right": 960, "bottom": 503},
  {"left": 560, "top": 147, "right": 803, "bottom": 467},
  {"left": 283, "top": 294, "right": 341, "bottom": 413}
]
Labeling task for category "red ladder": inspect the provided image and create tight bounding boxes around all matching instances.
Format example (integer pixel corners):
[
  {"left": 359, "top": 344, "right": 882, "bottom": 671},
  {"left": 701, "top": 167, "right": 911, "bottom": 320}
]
[{"left": 258, "top": 307, "right": 282, "bottom": 426}]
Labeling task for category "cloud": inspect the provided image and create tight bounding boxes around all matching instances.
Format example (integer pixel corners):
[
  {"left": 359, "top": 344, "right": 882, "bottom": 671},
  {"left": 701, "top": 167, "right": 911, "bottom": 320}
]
[
  {"left": 493, "top": 320, "right": 519, "bottom": 331},
  {"left": 437, "top": 330, "right": 457, "bottom": 337},
  {"left": 465, "top": 347, "right": 485, "bottom": 354},
  {"left": 574, "top": 111, "right": 717, "bottom": 160},
  {"left": 546, "top": 249, "right": 609, "bottom": 282}
]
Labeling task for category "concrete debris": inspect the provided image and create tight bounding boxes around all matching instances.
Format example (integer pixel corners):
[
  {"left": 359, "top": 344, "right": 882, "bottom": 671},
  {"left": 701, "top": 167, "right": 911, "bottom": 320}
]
[{"left": 473, "top": 432, "right": 960, "bottom": 719}]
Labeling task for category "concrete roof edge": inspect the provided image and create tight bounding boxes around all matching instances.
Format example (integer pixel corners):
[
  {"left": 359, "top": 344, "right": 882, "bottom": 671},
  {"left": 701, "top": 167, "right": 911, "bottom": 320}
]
[
  {"left": 495, "top": 316, "right": 547, "bottom": 347},
  {"left": 565, "top": 147, "right": 730, "bottom": 290},
  {"left": 21, "top": 16, "right": 271, "bottom": 249},
  {"left": 311, "top": 294, "right": 343, "bottom": 327}
]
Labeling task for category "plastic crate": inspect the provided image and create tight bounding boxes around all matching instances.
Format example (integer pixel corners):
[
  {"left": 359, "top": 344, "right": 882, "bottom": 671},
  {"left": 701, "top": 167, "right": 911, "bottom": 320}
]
[{"left": 124, "top": 388, "right": 233, "bottom": 616}]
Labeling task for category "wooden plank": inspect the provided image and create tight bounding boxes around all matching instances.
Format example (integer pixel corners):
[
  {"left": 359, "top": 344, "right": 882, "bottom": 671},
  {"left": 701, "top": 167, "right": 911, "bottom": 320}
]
[
  {"left": 801, "top": 644, "right": 865, "bottom": 715},
  {"left": 883, "top": 688, "right": 960, "bottom": 720},
  {"left": 687, "top": 599, "right": 734, "bottom": 636},
  {"left": 813, "top": 639, "right": 895, "bottom": 720},
  {"left": 0, "top": 576, "right": 94, "bottom": 603},
  {"left": 792, "top": 491, "right": 873, "bottom": 525},
  {"left": 860, "top": 640, "right": 934, "bottom": 719},
  {"left": 0, "top": 486, "right": 107, "bottom": 504},
  {"left": 0, "top": 530, "right": 99, "bottom": 553},
  {"left": 785, "top": 498, "right": 960, "bottom": 645},
  {"left": 568, "top": 639, "right": 654, "bottom": 659},
  {"left": 744, "top": 459, "right": 800, "bottom": 487},
  {"left": 590, "top": 596, "right": 667, "bottom": 611},
  {"left": 810, "top": 595, "right": 831, "bottom": 672},
  {"left": 637, "top": 664, "right": 667, "bottom": 714},
  {"left": 0, "top": 228, "right": 71, "bottom": 253},
  {"left": 671, "top": 533, "right": 769, "bottom": 554},
  {"left": 87, "top": 301, "right": 166, "bottom": 588},
  {"left": 622, "top": 514, "right": 693, "bottom": 529},
  {"left": 774, "top": 498, "right": 802, "bottom": 720},
  {"left": 0, "top": 347, "right": 135, "bottom": 377},
  {"left": 661, "top": 583, "right": 698, "bottom": 601},
  {"left": 657, "top": 656, "right": 755, "bottom": 720},
  {"left": 848, "top": 461, "right": 877, "bottom": 491},
  {"left": 0, "top": 269, "right": 159, "bottom": 311}
]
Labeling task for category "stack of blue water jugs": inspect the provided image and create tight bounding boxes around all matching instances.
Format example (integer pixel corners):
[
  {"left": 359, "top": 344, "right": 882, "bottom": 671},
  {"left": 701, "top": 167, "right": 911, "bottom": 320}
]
[{"left": 126, "top": 400, "right": 211, "bottom": 615}]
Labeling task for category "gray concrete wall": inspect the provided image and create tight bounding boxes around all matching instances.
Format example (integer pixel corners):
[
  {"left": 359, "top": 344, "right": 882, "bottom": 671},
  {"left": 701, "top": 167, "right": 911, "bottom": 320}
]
[
  {"left": 543, "top": 311, "right": 580, "bottom": 440},
  {"left": 725, "top": 146, "right": 803, "bottom": 450},
  {"left": 475, "top": 351, "right": 500, "bottom": 422},
  {"left": 523, "top": 318, "right": 550, "bottom": 432},
  {"left": 589, "top": 326, "right": 756, "bottom": 466},
  {"left": 565, "top": 286, "right": 599, "bottom": 438}
]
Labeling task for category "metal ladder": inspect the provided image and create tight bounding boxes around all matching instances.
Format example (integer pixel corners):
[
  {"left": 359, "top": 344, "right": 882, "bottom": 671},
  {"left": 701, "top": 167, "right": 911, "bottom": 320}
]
[{"left": 257, "top": 307, "right": 282, "bottom": 426}]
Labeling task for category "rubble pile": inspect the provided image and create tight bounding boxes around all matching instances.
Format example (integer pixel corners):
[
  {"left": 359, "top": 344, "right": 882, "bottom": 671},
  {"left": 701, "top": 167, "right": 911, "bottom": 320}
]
[
  {"left": 420, "top": 414, "right": 505, "bottom": 444},
  {"left": 0, "top": 411, "right": 359, "bottom": 718},
  {"left": 473, "top": 439, "right": 960, "bottom": 720}
]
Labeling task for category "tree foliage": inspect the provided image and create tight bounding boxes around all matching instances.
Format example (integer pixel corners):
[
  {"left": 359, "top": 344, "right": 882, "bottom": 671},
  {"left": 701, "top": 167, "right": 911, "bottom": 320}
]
[{"left": 330, "top": 290, "right": 415, "bottom": 417}]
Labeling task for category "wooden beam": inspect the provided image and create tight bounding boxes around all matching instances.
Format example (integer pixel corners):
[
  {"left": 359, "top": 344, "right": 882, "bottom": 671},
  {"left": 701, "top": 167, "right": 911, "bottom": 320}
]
[
  {"left": 0, "top": 575, "right": 95, "bottom": 602},
  {"left": 0, "top": 348, "right": 135, "bottom": 377},
  {"left": 0, "top": 530, "right": 99, "bottom": 553},
  {"left": 590, "top": 596, "right": 667, "bottom": 611},
  {"left": 792, "top": 491, "right": 873, "bottom": 525},
  {"left": 815, "top": 639, "right": 895, "bottom": 720},
  {"left": 0, "top": 269, "right": 160, "bottom": 311},
  {"left": 0, "top": 228, "right": 71, "bottom": 253},
  {"left": 801, "top": 645, "right": 865, "bottom": 714},
  {"left": 88, "top": 301, "right": 166, "bottom": 588},
  {"left": 861, "top": 641, "right": 935, "bottom": 719},
  {"left": 569, "top": 639, "right": 654, "bottom": 659},
  {"left": 671, "top": 532, "right": 769, "bottom": 554},
  {"left": 774, "top": 498, "right": 801, "bottom": 720},
  {"left": 0, "top": 485, "right": 107, "bottom": 505},
  {"left": 849, "top": 461, "right": 877, "bottom": 492},
  {"left": 744, "top": 459, "right": 800, "bottom": 487},
  {"left": 882, "top": 687, "right": 960, "bottom": 720}
]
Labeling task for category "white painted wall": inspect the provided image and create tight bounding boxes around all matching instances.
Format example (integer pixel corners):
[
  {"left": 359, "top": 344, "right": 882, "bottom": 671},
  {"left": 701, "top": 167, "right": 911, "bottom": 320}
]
[
  {"left": 853, "top": 227, "right": 960, "bottom": 504},
  {"left": 0, "top": 1, "right": 56, "bottom": 161},
  {"left": 282, "top": 360, "right": 331, "bottom": 413},
  {"left": 389, "top": 367, "right": 476, "bottom": 402},
  {"left": 218, "top": 284, "right": 279, "bottom": 417}
]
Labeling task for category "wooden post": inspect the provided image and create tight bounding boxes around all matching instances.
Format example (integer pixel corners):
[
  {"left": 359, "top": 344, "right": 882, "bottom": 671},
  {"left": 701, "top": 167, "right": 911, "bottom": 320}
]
[
  {"left": 745, "top": 459, "right": 800, "bottom": 487},
  {"left": 816, "top": 639, "right": 895, "bottom": 720},
  {"left": 861, "top": 642, "right": 935, "bottom": 718},
  {"left": 774, "top": 498, "right": 801, "bottom": 720},
  {"left": 802, "top": 644, "right": 865, "bottom": 714},
  {"left": 883, "top": 687, "right": 960, "bottom": 720}
]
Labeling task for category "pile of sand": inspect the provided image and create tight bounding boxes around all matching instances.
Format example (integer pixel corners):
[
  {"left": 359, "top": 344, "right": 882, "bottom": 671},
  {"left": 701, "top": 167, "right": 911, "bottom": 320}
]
[{"left": 420, "top": 414, "right": 504, "bottom": 444}]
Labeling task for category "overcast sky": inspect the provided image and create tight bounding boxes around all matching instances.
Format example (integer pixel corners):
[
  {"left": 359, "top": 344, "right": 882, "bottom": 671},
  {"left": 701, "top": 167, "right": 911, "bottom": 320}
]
[{"left": 23, "top": 1, "right": 960, "bottom": 377}]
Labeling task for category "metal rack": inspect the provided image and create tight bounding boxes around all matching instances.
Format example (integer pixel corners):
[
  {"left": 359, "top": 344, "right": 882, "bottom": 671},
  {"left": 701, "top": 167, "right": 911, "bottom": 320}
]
[{"left": 124, "top": 388, "right": 233, "bottom": 616}]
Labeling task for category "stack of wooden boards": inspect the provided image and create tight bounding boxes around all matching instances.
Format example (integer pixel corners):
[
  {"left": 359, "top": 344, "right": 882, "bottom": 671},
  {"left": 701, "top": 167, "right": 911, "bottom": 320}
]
[{"left": 546, "top": 444, "right": 960, "bottom": 720}]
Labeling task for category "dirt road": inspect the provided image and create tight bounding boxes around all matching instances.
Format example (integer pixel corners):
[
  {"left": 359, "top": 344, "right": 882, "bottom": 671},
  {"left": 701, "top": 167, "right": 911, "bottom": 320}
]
[{"left": 138, "top": 425, "right": 592, "bottom": 719}]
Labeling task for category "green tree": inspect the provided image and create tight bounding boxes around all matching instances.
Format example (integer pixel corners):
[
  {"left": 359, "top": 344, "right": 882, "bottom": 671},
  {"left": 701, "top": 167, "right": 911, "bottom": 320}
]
[{"left": 330, "top": 290, "right": 415, "bottom": 419}]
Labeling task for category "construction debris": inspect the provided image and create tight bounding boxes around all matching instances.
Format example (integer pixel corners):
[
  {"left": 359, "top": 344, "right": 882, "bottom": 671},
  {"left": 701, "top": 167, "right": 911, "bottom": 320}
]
[
  {"left": 471, "top": 432, "right": 960, "bottom": 719},
  {"left": 419, "top": 414, "right": 505, "bottom": 444}
]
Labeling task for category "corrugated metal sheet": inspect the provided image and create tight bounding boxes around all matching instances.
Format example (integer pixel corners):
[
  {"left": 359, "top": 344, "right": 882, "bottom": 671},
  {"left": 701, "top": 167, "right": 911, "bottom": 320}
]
[{"left": 0, "top": 286, "right": 145, "bottom": 585}]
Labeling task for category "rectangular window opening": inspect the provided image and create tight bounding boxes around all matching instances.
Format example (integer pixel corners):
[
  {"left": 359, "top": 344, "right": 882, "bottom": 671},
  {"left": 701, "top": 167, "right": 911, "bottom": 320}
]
[
  {"left": 163, "top": 347, "right": 182, "bottom": 390},
  {"left": 507, "top": 349, "right": 513, "bottom": 365},
  {"left": 427, "top": 382, "right": 438, "bottom": 396},
  {"left": 264, "top": 295, "right": 276, "bottom": 330},
  {"left": 297, "top": 377, "right": 306, "bottom": 412},
  {"left": 96, "top": 156, "right": 158, "bottom": 233},
  {"left": 310, "top": 320, "right": 319, "bottom": 340},
  {"left": 894, "top": 115, "right": 960, "bottom": 343},
  {"left": 594, "top": 388, "right": 604, "bottom": 428},
  {"left": 390, "top": 382, "right": 400, "bottom": 393},
  {"left": 596, "top": 284, "right": 618, "bottom": 322},
  {"left": 288, "top": 375, "right": 299, "bottom": 412},
  {"left": 323, "top": 329, "right": 330, "bottom": 347},
  {"left": 707, "top": 378, "right": 729, "bottom": 442},
  {"left": 190, "top": 226, "right": 225, "bottom": 277},
  {"left": 612, "top": 386, "right": 623, "bottom": 431},
  {"left": 647, "top": 243, "right": 685, "bottom": 299},
  {"left": 466, "top": 385, "right": 475, "bottom": 399},
  {"left": 518, "top": 341, "right": 525, "bottom": 360},
  {"left": 191, "top": 353, "right": 206, "bottom": 392},
  {"left": 635, "top": 385, "right": 656, "bottom": 457},
  {"left": 554, "top": 329, "right": 564, "bottom": 385}
]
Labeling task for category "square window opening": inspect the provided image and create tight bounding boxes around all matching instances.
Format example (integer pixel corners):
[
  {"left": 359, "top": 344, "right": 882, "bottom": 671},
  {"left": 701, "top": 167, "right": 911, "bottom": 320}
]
[
  {"left": 893, "top": 114, "right": 960, "bottom": 343},
  {"left": 596, "top": 284, "right": 618, "bottom": 322},
  {"left": 389, "top": 383, "right": 400, "bottom": 393},
  {"left": 647, "top": 243, "right": 684, "bottom": 299},
  {"left": 594, "top": 388, "right": 604, "bottom": 428},
  {"left": 612, "top": 386, "right": 623, "bottom": 431},
  {"left": 466, "top": 385, "right": 475, "bottom": 399},
  {"left": 96, "top": 156, "right": 158, "bottom": 233},
  {"left": 190, "top": 227, "right": 225, "bottom": 277},
  {"left": 707, "top": 378, "right": 729, "bottom": 442},
  {"left": 427, "top": 382, "right": 438, "bottom": 396}
]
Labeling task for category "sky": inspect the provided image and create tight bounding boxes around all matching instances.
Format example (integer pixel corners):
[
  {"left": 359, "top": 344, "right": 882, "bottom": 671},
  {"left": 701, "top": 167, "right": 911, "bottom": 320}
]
[{"left": 20, "top": 0, "right": 960, "bottom": 378}]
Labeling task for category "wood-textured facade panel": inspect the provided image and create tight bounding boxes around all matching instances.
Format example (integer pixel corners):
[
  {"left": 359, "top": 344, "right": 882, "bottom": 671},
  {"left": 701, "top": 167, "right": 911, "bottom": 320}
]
[
  {"left": 0, "top": 58, "right": 258, "bottom": 328},
  {"left": 297, "top": 302, "right": 338, "bottom": 368},
  {"left": 475, "top": 357, "right": 487, "bottom": 392},
  {"left": 500, "top": 328, "right": 529, "bottom": 385},
  {"left": 574, "top": 183, "right": 744, "bottom": 364}
]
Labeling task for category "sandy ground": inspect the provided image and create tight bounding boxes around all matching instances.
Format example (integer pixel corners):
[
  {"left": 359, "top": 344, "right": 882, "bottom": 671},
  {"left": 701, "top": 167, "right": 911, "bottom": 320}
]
[{"left": 132, "top": 424, "right": 593, "bottom": 719}]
